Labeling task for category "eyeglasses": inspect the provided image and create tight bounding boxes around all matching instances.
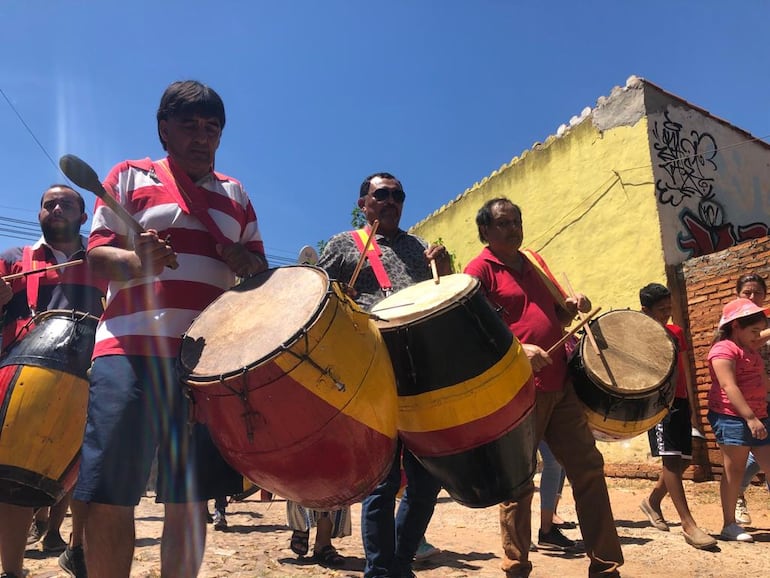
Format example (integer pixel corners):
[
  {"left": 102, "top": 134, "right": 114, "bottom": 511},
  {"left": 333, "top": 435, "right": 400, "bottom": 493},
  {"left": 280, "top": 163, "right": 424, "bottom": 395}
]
[{"left": 371, "top": 188, "right": 406, "bottom": 203}]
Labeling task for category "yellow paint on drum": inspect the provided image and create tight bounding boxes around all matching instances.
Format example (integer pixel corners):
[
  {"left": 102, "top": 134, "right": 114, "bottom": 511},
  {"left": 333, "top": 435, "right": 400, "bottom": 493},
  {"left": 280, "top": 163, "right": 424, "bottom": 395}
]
[
  {"left": 271, "top": 286, "right": 397, "bottom": 439},
  {"left": 0, "top": 366, "right": 88, "bottom": 477},
  {"left": 586, "top": 407, "right": 668, "bottom": 440},
  {"left": 397, "top": 340, "right": 532, "bottom": 433}
]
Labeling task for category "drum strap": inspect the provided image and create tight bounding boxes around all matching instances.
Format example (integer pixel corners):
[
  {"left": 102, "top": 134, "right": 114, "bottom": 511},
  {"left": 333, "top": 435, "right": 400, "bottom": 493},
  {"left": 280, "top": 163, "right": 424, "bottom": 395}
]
[
  {"left": 22, "top": 245, "right": 46, "bottom": 317},
  {"left": 153, "top": 158, "right": 232, "bottom": 247},
  {"left": 351, "top": 228, "right": 392, "bottom": 294},
  {"left": 521, "top": 249, "right": 568, "bottom": 310}
]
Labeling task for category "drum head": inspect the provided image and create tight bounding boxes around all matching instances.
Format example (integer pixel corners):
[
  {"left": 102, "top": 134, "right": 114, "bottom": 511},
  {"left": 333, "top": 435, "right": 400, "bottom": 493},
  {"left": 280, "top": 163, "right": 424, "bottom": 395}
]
[
  {"left": 371, "top": 273, "right": 478, "bottom": 326},
  {"left": 581, "top": 310, "right": 676, "bottom": 395},
  {"left": 180, "top": 266, "right": 329, "bottom": 379}
]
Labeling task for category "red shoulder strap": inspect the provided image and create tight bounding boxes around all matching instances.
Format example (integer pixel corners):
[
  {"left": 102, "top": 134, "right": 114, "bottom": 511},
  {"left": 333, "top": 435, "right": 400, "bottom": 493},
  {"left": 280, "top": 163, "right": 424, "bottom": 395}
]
[
  {"left": 22, "top": 246, "right": 42, "bottom": 315},
  {"left": 351, "top": 228, "right": 392, "bottom": 292}
]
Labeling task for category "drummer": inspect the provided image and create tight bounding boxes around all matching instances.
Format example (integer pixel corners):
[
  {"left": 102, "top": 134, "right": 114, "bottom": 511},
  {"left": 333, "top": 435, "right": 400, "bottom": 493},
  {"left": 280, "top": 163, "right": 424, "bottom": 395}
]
[
  {"left": 318, "top": 172, "right": 451, "bottom": 578},
  {"left": 71, "top": 80, "right": 267, "bottom": 578},
  {"left": 464, "top": 197, "right": 623, "bottom": 578},
  {"left": 0, "top": 185, "right": 106, "bottom": 578}
]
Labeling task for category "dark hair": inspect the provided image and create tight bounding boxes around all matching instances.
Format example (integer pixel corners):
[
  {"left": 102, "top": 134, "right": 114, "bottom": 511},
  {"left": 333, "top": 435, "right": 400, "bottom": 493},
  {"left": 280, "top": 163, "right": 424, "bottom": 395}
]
[
  {"left": 716, "top": 310, "right": 768, "bottom": 342},
  {"left": 41, "top": 184, "right": 85, "bottom": 214},
  {"left": 639, "top": 283, "right": 671, "bottom": 308},
  {"left": 475, "top": 197, "right": 521, "bottom": 243},
  {"left": 359, "top": 172, "right": 401, "bottom": 197},
  {"left": 736, "top": 273, "right": 767, "bottom": 295},
  {"left": 156, "top": 81, "right": 226, "bottom": 150}
]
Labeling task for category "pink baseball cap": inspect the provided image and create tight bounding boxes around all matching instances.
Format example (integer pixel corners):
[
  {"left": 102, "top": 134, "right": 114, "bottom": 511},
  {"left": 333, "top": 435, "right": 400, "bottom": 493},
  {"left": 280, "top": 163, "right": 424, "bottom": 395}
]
[{"left": 718, "top": 297, "right": 770, "bottom": 329}]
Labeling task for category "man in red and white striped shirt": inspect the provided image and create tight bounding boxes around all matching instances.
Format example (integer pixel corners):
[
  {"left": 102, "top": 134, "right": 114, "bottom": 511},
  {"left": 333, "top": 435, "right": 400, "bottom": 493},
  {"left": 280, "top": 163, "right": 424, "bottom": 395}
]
[{"left": 73, "top": 80, "right": 267, "bottom": 578}]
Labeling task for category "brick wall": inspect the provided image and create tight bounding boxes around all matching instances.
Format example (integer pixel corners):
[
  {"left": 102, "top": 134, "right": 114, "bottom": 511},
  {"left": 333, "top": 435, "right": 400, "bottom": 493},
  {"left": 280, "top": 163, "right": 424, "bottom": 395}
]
[{"left": 676, "top": 235, "right": 770, "bottom": 480}]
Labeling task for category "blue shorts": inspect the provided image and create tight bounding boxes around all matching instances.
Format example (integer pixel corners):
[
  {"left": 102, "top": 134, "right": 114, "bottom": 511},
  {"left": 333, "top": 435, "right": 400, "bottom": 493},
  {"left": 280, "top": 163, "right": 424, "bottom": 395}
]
[
  {"left": 708, "top": 410, "right": 770, "bottom": 447},
  {"left": 73, "top": 355, "right": 242, "bottom": 506}
]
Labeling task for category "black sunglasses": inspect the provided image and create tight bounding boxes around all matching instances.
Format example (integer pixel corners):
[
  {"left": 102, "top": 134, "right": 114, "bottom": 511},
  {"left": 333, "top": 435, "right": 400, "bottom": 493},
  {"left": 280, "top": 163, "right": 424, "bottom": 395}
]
[{"left": 371, "top": 187, "right": 406, "bottom": 203}]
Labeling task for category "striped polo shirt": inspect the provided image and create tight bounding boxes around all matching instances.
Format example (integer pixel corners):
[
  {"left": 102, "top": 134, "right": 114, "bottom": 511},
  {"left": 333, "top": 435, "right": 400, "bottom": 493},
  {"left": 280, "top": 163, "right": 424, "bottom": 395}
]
[{"left": 88, "top": 156, "right": 265, "bottom": 359}]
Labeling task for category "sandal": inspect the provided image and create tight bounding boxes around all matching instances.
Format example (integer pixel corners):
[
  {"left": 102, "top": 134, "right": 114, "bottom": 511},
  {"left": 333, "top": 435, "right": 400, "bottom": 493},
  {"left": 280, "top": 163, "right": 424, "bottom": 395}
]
[
  {"left": 312, "top": 544, "right": 345, "bottom": 568},
  {"left": 289, "top": 530, "right": 309, "bottom": 556}
]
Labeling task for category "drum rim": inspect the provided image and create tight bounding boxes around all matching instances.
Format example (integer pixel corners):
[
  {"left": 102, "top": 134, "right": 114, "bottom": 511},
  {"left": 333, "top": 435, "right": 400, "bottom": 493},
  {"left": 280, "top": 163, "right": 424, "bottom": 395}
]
[{"left": 178, "top": 265, "right": 337, "bottom": 384}]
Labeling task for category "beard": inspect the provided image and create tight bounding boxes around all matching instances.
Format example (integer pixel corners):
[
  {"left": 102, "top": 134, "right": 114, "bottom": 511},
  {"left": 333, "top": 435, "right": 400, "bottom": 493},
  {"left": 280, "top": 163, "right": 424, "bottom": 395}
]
[{"left": 41, "top": 219, "right": 82, "bottom": 245}]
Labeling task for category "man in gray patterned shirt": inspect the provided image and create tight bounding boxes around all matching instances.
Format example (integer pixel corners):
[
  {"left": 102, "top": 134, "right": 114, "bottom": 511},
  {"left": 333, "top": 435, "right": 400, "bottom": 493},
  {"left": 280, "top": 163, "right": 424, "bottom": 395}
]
[{"left": 317, "top": 172, "right": 451, "bottom": 578}]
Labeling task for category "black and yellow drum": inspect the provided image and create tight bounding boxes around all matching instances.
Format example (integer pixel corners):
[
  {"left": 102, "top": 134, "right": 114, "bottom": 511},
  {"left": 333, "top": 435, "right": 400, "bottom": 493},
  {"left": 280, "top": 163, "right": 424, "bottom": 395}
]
[
  {"left": 179, "top": 266, "right": 397, "bottom": 510},
  {"left": 0, "top": 310, "right": 98, "bottom": 506},
  {"left": 570, "top": 309, "right": 677, "bottom": 442},
  {"left": 371, "top": 273, "right": 536, "bottom": 508}
]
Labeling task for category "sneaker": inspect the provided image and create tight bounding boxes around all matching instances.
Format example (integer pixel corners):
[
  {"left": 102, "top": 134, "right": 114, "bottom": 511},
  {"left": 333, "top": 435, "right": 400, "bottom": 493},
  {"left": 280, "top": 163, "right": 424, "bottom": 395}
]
[
  {"left": 537, "top": 527, "right": 585, "bottom": 553},
  {"left": 720, "top": 523, "right": 753, "bottom": 542},
  {"left": 213, "top": 509, "right": 228, "bottom": 531},
  {"left": 59, "top": 544, "right": 88, "bottom": 578},
  {"left": 1, "top": 573, "right": 21, "bottom": 578},
  {"left": 735, "top": 496, "right": 752, "bottom": 525},
  {"left": 42, "top": 530, "right": 68, "bottom": 553},
  {"left": 414, "top": 538, "right": 440, "bottom": 561},
  {"left": 27, "top": 518, "right": 48, "bottom": 545},
  {"left": 639, "top": 497, "right": 669, "bottom": 532}
]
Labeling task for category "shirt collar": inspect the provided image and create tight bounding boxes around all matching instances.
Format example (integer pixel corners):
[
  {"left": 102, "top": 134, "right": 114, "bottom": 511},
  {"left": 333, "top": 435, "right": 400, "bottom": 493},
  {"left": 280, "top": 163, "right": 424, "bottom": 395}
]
[
  {"left": 32, "top": 235, "right": 88, "bottom": 257},
  {"left": 165, "top": 155, "right": 222, "bottom": 185}
]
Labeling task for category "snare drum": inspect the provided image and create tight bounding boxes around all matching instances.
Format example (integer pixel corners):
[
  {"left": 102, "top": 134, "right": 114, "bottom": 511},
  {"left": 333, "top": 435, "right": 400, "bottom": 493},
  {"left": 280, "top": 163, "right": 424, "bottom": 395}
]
[
  {"left": 179, "top": 266, "right": 398, "bottom": 509},
  {"left": 371, "top": 273, "right": 536, "bottom": 508},
  {"left": 0, "top": 310, "right": 98, "bottom": 506},
  {"left": 570, "top": 309, "right": 677, "bottom": 441}
]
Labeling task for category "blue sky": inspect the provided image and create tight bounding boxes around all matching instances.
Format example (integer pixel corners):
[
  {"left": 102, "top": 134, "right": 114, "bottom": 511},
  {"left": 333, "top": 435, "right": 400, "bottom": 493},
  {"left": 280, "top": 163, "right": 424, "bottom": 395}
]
[{"left": 1, "top": 1, "right": 769, "bottom": 265}]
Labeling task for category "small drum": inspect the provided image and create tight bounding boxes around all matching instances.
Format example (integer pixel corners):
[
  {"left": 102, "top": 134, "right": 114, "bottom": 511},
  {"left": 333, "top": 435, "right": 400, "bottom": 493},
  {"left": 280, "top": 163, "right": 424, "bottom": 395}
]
[
  {"left": 371, "top": 273, "right": 536, "bottom": 508},
  {"left": 179, "top": 266, "right": 398, "bottom": 510},
  {"left": 0, "top": 310, "right": 98, "bottom": 506},
  {"left": 570, "top": 309, "right": 677, "bottom": 442}
]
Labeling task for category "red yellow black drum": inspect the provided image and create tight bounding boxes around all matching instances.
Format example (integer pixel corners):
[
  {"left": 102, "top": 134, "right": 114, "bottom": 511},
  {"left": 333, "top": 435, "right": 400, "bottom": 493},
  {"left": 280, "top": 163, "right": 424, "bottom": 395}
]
[
  {"left": 570, "top": 309, "right": 677, "bottom": 442},
  {"left": 371, "top": 273, "right": 536, "bottom": 508},
  {"left": 0, "top": 310, "right": 98, "bottom": 507},
  {"left": 178, "top": 266, "right": 398, "bottom": 510}
]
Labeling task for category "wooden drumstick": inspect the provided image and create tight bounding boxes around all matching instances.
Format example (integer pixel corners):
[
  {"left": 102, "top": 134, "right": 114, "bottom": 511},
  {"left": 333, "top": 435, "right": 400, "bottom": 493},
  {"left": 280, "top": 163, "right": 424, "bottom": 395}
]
[
  {"left": 2, "top": 259, "right": 85, "bottom": 282},
  {"left": 348, "top": 220, "right": 379, "bottom": 288},
  {"left": 563, "top": 273, "right": 601, "bottom": 356},
  {"left": 430, "top": 259, "right": 440, "bottom": 284},
  {"left": 546, "top": 306, "right": 602, "bottom": 356}
]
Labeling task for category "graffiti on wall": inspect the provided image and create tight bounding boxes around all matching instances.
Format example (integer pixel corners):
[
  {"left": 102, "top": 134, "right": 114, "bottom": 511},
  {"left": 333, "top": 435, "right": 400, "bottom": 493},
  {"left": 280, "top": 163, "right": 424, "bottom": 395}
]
[{"left": 652, "top": 111, "right": 767, "bottom": 257}]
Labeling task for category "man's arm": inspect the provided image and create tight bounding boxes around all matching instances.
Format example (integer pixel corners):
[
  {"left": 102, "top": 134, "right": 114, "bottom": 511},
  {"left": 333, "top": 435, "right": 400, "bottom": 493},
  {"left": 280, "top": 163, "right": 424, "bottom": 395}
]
[{"left": 88, "top": 230, "right": 177, "bottom": 281}]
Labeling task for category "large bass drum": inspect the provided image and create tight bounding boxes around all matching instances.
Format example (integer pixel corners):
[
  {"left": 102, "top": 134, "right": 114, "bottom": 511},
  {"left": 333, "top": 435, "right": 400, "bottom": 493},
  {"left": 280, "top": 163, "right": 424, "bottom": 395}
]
[
  {"left": 570, "top": 309, "right": 677, "bottom": 442},
  {"left": 0, "top": 310, "right": 98, "bottom": 506},
  {"left": 179, "top": 266, "right": 398, "bottom": 509},
  {"left": 371, "top": 273, "right": 536, "bottom": 508}
]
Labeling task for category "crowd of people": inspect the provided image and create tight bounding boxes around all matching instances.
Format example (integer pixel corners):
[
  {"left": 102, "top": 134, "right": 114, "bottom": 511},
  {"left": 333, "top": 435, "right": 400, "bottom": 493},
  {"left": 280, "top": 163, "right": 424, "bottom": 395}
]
[{"left": 0, "top": 79, "right": 769, "bottom": 578}]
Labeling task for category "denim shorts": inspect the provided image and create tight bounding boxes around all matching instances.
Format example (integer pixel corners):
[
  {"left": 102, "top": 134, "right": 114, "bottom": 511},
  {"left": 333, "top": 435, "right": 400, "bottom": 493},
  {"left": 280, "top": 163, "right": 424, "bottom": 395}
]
[
  {"left": 708, "top": 410, "right": 770, "bottom": 447},
  {"left": 73, "top": 355, "right": 242, "bottom": 506}
]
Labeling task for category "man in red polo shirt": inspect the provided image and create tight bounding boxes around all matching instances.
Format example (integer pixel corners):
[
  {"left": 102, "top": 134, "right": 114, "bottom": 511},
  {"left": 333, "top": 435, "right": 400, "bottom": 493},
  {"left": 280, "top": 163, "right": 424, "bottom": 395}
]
[{"left": 464, "top": 197, "right": 622, "bottom": 578}]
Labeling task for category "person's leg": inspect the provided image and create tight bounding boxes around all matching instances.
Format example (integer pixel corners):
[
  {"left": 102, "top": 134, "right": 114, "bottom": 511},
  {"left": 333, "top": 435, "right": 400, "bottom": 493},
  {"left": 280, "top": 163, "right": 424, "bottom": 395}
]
[
  {"left": 736, "top": 451, "right": 760, "bottom": 524},
  {"left": 361, "top": 446, "right": 401, "bottom": 578},
  {"left": 161, "top": 502, "right": 207, "bottom": 578},
  {"left": 58, "top": 499, "right": 89, "bottom": 578},
  {"left": 212, "top": 495, "right": 227, "bottom": 530},
  {"left": 84, "top": 504, "right": 135, "bottom": 577},
  {"left": 43, "top": 491, "right": 70, "bottom": 552},
  {"left": 538, "top": 440, "right": 562, "bottom": 534},
  {"left": 0, "top": 503, "right": 34, "bottom": 577},
  {"left": 718, "top": 444, "right": 750, "bottom": 528},
  {"left": 545, "top": 384, "right": 623, "bottom": 576},
  {"left": 393, "top": 448, "right": 442, "bottom": 576}
]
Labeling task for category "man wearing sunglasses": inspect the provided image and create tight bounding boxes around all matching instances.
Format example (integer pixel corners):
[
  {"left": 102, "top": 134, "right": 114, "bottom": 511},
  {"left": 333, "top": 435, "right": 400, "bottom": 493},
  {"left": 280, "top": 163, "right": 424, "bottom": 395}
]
[{"left": 318, "top": 172, "right": 451, "bottom": 578}]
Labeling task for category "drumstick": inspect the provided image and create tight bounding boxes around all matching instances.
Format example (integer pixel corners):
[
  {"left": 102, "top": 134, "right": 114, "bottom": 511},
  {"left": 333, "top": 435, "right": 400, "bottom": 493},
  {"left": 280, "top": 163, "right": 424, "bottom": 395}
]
[
  {"left": 563, "top": 273, "right": 601, "bottom": 356},
  {"left": 430, "top": 259, "right": 440, "bottom": 284},
  {"left": 546, "top": 306, "right": 602, "bottom": 356},
  {"left": 2, "top": 259, "right": 84, "bottom": 282},
  {"left": 59, "top": 154, "right": 179, "bottom": 270},
  {"left": 348, "top": 220, "right": 379, "bottom": 288}
]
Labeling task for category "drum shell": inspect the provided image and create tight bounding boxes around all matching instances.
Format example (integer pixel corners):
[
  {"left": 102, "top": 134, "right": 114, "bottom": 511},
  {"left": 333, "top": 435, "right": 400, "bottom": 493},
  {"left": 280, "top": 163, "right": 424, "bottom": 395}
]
[
  {"left": 0, "top": 311, "right": 97, "bottom": 506},
  {"left": 375, "top": 275, "right": 536, "bottom": 508},
  {"left": 570, "top": 309, "right": 676, "bottom": 442},
  {"left": 180, "top": 267, "right": 398, "bottom": 510}
]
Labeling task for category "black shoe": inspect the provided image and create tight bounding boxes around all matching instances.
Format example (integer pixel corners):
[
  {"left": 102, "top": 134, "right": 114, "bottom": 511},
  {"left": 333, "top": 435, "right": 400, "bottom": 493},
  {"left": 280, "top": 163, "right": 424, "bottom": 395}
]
[
  {"left": 213, "top": 509, "right": 228, "bottom": 531},
  {"left": 537, "top": 527, "right": 585, "bottom": 553},
  {"left": 59, "top": 544, "right": 88, "bottom": 578},
  {"left": 1, "top": 572, "right": 20, "bottom": 578},
  {"left": 27, "top": 518, "right": 48, "bottom": 545},
  {"left": 42, "top": 530, "right": 68, "bottom": 553}
]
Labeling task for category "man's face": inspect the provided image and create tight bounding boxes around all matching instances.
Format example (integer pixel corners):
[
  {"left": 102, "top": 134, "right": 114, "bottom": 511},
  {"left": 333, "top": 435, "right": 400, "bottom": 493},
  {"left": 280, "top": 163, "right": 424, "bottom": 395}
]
[
  {"left": 39, "top": 187, "right": 86, "bottom": 244},
  {"left": 159, "top": 114, "right": 222, "bottom": 181},
  {"left": 643, "top": 297, "right": 672, "bottom": 326},
  {"left": 481, "top": 202, "right": 523, "bottom": 256},
  {"left": 358, "top": 176, "right": 404, "bottom": 236}
]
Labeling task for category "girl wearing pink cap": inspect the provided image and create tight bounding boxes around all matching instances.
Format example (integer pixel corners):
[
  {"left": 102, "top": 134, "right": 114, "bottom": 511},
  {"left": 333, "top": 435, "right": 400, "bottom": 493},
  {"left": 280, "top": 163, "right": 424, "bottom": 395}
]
[{"left": 708, "top": 298, "right": 770, "bottom": 542}]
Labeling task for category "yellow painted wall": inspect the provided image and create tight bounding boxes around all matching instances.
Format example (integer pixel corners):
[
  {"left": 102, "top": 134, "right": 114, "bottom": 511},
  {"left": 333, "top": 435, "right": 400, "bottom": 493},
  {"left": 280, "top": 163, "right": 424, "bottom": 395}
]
[{"left": 412, "top": 115, "right": 669, "bottom": 462}]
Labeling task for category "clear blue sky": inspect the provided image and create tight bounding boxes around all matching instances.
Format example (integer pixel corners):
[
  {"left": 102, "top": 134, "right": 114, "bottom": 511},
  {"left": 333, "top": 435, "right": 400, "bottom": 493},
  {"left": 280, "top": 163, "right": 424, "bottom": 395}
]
[{"left": 1, "top": 1, "right": 768, "bottom": 265}]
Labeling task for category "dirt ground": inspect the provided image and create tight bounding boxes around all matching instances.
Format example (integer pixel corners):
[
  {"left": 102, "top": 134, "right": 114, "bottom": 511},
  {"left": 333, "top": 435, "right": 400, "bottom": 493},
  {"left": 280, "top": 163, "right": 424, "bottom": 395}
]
[{"left": 20, "top": 476, "right": 770, "bottom": 578}]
